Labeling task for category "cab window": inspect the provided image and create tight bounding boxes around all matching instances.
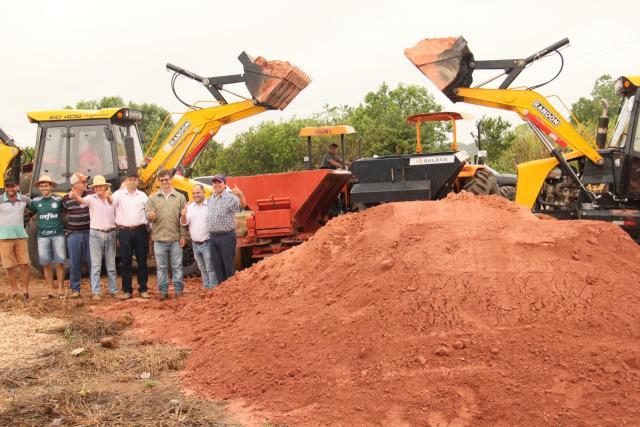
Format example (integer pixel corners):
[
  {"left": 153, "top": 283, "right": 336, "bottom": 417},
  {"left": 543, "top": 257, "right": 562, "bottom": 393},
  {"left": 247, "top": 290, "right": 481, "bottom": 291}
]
[
  {"left": 40, "top": 127, "right": 67, "bottom": 184},
  {"left": 69, "top": 126, "right": 114, "bottom": 177}
]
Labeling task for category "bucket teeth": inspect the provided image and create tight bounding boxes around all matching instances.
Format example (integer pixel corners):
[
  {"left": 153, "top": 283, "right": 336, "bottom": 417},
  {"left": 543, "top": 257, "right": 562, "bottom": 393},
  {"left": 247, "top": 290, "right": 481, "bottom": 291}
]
[
  {"left": 404, "top": 37, "right": 474, "bottom": 102},
  {"left": 239, "top": 52, "right": 311, "bottom": 110}
]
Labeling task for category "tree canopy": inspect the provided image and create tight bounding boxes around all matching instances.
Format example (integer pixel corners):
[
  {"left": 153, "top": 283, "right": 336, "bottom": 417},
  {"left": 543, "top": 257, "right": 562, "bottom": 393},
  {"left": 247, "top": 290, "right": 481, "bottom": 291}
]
[{"left": 64, "top": 96, "right": 173, "bottom": 150}]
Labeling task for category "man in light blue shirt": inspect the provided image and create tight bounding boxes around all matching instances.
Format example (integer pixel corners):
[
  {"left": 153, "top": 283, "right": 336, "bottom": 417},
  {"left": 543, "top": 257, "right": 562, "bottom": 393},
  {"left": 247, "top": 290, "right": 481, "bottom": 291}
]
[{"left": 0, "top": 179, "right": 31, "bottom": 300}]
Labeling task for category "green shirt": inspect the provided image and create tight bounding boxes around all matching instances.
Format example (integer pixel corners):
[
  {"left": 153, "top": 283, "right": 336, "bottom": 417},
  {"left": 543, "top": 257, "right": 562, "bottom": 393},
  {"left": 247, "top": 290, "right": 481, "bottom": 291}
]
[
  {"left": 145, "top": 188, "right": 188, "bottom": 242},
  {"left": 28, "top": 195, "right": 64, "bottom": 237}
]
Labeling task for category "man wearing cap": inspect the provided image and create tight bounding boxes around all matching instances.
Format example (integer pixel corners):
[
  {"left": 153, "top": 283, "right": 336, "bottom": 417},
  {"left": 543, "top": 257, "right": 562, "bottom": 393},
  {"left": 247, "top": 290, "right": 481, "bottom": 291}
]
[
  {"left": 62, "top": 173, "right": 93, "bottom": 298},
  {"left": 180, "top": 183, "right": 217, "bottom": 290},
  {"left": 28, "top": 176, "right": 65, "bottom": 298},
  {"left": 113, "top": 171, "right": 150, "bottom": 299},
  {"left": 207, "top": 174, "right": 246, "bottom": 283},
  {"left": 69, "top": 175, "right": 118, "bottom": 300},
  {"left": 0, "top": 179, "right": 31, "bottom": 300},
  {"left": 145, "top": 169, "right": 188, "bottom": 300}
]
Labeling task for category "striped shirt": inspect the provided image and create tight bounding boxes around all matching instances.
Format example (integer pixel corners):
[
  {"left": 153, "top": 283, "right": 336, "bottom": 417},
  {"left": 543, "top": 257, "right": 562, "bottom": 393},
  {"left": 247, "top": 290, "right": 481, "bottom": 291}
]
[{"left": 62, "top": 189, "right": 94, "bottom": 232}]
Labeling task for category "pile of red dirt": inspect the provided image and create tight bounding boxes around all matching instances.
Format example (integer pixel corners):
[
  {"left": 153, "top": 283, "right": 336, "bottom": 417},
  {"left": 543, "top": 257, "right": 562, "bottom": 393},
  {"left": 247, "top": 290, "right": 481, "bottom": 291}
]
[{"left": 97, "top": 194, "right": 640, "bottom": 426}]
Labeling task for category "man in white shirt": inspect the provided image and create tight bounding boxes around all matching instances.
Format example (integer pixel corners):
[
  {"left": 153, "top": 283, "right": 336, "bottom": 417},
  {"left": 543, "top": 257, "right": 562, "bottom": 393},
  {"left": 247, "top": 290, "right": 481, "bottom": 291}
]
[
  {"left": 112, "top": 171, "right": 150, "bottom": 299},
  {"left": 181, "top": 184, "right": 217, "bottom": 289}
]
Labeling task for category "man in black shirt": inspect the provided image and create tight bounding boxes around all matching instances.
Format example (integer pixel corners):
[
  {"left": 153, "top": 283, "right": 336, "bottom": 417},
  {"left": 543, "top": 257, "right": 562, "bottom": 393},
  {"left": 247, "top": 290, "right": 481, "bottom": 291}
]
[{"left": 320, "top": 143, "right": 346, "bottom": 169}]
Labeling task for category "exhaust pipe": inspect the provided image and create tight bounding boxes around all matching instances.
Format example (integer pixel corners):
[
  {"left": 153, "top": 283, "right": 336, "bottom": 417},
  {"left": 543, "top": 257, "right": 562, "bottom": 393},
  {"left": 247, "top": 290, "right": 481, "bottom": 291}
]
[{"left": 596, "top": 100, "right": 609, "bottom": 149}]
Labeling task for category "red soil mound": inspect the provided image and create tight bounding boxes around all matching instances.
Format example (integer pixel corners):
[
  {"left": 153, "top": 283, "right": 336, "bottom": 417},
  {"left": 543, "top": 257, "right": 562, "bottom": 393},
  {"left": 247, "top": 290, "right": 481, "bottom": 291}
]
[{"left": 97, "top": 194, "right": 640, "bottom": 426}]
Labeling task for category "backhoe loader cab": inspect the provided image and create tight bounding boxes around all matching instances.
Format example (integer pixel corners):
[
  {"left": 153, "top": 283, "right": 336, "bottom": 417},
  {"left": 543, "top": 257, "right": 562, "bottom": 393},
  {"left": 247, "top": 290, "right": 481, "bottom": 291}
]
[
  {"left": 26, "top": 108, "right": 144, "bottom": 195},
  {"left": 585, "top": 76, "right": 640, "bottom": 198}
]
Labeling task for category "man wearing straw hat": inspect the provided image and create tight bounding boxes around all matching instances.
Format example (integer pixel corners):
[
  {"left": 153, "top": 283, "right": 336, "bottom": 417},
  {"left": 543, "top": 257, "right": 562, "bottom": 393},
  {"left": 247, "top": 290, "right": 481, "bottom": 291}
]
[
  {"left": 69, "top": 175, "right": 119, "bottom": 300},
  {"left": 28, "top": 175, "right": 65, "bottom": 298}
]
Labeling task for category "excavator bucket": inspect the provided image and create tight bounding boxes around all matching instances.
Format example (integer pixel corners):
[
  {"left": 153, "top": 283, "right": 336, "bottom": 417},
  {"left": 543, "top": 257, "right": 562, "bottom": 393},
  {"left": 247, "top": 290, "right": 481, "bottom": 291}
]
[
  {"left": 239, "top": 52, "right": 312, "bottom": 110},
  {"left": 404, "top": 37, "right": 474, "bottom": 102}
]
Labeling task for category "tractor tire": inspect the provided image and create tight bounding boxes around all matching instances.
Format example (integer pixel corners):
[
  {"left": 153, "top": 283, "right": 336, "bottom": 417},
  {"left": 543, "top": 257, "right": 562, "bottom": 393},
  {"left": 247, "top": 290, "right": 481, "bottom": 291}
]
[
  {"left": 463, "top": 168, "right": 499, "bottom": 195},
  {"left": 498, "top": 185, "right": 516, "bottom": 201},
  {"left": 181, "top": 242, "right": 200, "bottom": 277},
  {"left": 27, "top": 220, "right": 44, "bottom": 275}
]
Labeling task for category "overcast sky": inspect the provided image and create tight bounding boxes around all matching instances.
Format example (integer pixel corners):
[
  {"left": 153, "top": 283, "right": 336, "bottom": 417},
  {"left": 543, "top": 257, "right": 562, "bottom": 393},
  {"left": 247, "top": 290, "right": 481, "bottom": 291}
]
[{"left": 2, "top": 0, "right": 639, "bottom": 153}]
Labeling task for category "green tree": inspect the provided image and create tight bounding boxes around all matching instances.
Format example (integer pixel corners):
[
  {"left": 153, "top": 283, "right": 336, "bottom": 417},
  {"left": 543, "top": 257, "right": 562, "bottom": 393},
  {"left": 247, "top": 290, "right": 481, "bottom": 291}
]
[
  {"left": 571, "top": 74, "right": 621, "bottom": 126},
  {"left": 470, "top": 116, "right": 515, "bottom": 166},
  {"left": 64, "top": 96, "right": 173, "bottom": 151},
  {"left": 211, "top": 116, "right": 330, "bottom": 176},
  {"left": 349, "top": 83, "right": 447, "bottom": 156},
  {"left": 491, "top": 124, "right": 548, "bottom": 173},
  {"left": 192, "top": 140, "right": 224, "bottom": 176}
]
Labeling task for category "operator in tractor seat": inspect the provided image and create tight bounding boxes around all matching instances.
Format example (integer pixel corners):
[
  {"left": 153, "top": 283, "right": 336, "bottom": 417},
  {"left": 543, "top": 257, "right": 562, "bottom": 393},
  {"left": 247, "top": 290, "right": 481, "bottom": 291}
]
[
  {"left": 78, "top": 137, "right": 102, "bottom": 174},
  {"left": 320, "top": 143, "right": 348, "bottom": 169}
]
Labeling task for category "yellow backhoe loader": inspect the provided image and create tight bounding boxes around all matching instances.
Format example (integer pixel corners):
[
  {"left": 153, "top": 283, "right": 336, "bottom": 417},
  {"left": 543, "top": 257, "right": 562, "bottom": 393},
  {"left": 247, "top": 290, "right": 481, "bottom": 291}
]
[
  {"left": 2, "top": 52, "right": 311, "bottom": 271},
  {"left": 405, "top": 36, "right": 640, "bottom": 242}
]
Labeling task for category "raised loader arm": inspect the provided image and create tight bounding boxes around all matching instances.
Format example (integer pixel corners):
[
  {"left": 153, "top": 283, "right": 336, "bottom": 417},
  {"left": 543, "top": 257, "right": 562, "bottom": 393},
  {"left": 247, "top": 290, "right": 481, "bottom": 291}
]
[
  {"left": 405, "top": 37, "right": 604, "bottom": 204},
  {"left": 138, "top": 52, "right": 311, "bottom": 190}
]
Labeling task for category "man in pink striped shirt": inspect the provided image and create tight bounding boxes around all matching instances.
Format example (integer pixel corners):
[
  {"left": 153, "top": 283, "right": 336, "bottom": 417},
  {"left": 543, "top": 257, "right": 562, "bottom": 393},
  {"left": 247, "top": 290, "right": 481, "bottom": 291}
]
[{"left": 69, "top": 175, "right": 119, "bottom": 300}]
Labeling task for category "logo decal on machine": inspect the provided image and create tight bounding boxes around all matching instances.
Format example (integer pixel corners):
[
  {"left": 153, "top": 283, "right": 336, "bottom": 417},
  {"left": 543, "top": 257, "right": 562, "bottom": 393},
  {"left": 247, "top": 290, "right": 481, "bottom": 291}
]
[
  {"left": 532, "top": 100, "right": 561, "bottom": 126},
  {"left": 163, "top": 121, "right": 191, "bottom": 153},
  {"left": 409, "top": 155, "right": 455, "bottom": 166},
  {"left": 585, "top": 183, "right": 607, "bottom": 192}
]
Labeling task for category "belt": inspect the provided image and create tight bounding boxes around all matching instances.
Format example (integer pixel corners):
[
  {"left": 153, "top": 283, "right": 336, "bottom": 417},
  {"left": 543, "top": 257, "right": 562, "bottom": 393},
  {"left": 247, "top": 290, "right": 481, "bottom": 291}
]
[
  {"left": 210, "top": 230, "right": 234, "bottom": 236},
  {"left": 116, "top": 224, "right": 146, "bottom": 231},
  {"left": 91, "top": 228, "right": 116, "bottom": 233},
  {"left": 192, "top": 239, "right": 210, "bottom": 244}
]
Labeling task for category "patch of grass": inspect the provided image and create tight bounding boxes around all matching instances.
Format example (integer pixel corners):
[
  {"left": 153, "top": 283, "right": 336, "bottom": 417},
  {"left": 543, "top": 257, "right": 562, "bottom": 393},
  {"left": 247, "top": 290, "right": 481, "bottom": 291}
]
[
  {"left": 144, "top": 379, "right": 158, "bottom": 389},
  {"left": 0, "top": 387, "right": 235, "bottom": 426},
  {"left": 0, "top": 305, "right": 235, "bottom": 426}
]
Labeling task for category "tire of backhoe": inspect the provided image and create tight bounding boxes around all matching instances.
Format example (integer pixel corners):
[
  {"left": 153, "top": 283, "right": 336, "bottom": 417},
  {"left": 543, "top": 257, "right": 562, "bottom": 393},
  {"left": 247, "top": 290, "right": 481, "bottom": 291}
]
[
  {"left": 181, "top": 243, "right": 200, "bottom": 277},
  {"left": 498, "top": 185, "right": 516, "bottom": 201},
  {"left": 463, "top": 168, "right": 499, "bottom": 195},
  {"left": 27, "top": 220, "right": 44, "bottom": 275}
]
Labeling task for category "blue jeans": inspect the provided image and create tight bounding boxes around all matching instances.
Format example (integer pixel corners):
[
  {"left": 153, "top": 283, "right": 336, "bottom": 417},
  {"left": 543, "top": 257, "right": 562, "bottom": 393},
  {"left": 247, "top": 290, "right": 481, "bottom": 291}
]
[
  {"left": 154, "top": 241, "right": 183, "bottom": 294},
  {"left": 67, "top": 231, "right": 90, "bottom": 292},
  {"left": 37, "top": 235, "right": 66, "bottom": 265},
  {"left": 192, "top": 241, "right": 217, "bottom": 289},
  {"left": 89, "top": 229, "right": 117, "bottom": 295}
]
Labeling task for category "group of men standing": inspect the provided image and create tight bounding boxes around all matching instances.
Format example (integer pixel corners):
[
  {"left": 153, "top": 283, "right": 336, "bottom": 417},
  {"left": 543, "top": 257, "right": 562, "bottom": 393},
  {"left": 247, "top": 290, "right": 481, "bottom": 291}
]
[{"left": 0, "top": 169, "right": 245, "bottom": 301}]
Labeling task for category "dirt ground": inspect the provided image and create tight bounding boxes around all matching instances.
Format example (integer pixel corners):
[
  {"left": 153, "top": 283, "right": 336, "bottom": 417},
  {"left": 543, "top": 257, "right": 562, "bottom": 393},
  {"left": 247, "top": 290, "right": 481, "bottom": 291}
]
[
  {"left": 3, "top": 195, "right": 640, "bottom": 426},
  {"left": 0, "top": 276, "right": 248, "bottom": 427}
]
